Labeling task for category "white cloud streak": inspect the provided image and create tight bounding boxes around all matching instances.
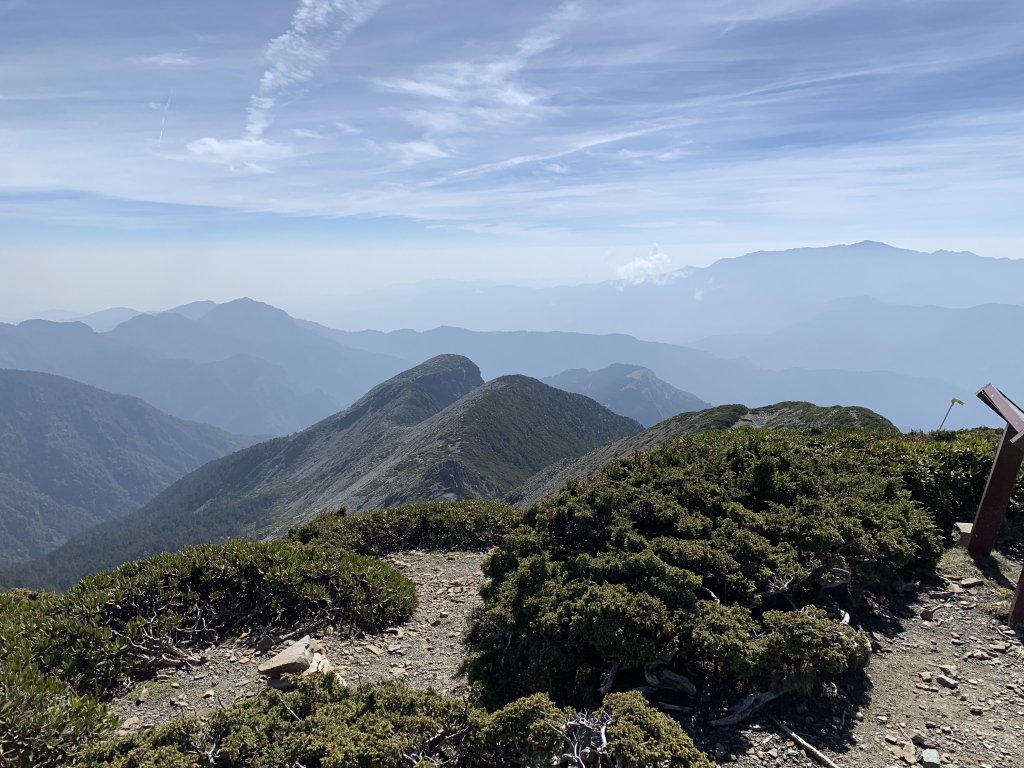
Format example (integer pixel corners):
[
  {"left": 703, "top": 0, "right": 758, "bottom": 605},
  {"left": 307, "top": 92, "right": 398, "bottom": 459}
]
[
  {"left": 134, "top": 52, "right": 198, "bottom": 66},
  {"left": 245, "top": 0, "right": 390, "bottom": 139}
]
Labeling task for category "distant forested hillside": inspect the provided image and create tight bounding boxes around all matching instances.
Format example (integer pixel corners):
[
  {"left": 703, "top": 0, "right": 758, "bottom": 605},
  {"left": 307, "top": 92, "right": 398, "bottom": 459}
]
[
  {"left": 543, "top": 363, "right": 709, "bottom": 426},
  {"left": 2, "top": 356, "right": 637, "bottom": 589},
  {"left": 0, "top": 369, "right": 254, "bottom": 563}
]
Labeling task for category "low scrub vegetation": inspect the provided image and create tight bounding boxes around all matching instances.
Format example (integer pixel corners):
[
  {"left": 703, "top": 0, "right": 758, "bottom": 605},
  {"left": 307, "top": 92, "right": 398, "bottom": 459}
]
[
  {"left": 468, "top": 429, "right": 948, "bottom": 708},
  {"left": 0, "top": 540, "right": 415, "bottom": 766},
  {"left": 83, "top": 676, "right": 712, "bottom": 768},
  {"left": 2, "top": 429, "right": 1019, "bottom": 766},
  {"left": 0, "top": 590, "right": 114, "bottom": 768},
  {"left": 287, "top": 499, "right": 521, "bottom": 556}
]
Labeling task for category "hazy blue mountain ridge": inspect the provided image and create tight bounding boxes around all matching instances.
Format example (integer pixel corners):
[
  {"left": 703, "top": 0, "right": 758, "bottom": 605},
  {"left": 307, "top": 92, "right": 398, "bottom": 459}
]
[
  {"left": 0, "top": 299, "right": 411, "bottom": 435},
  {"left": 0, "top": 356, "right": 639, "bottom": 590},
  {"left": 543, "top": 363, "right": 710, "bottom": 426},
  {"left": 693, "top": 298, "right": 1024, "bottom": 392},
  {"left": 0, "top": 369, "right": 254, "bottom": 563},
  {"left": 303, "top": 242, "right": 1024, "bottom": 344}
]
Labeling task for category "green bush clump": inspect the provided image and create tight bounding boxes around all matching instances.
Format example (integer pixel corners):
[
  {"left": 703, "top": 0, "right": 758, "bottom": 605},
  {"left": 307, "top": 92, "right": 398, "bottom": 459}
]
[
  {"left": 887, "top": 429, "right": 1020, "bottom": 536},
  {"left": 40, "top": 539, "right": 415, "bottom": 697},
  {"left": 2, "top": 540, "right": 416, "bottom": 764},
  {"left": 83, "top": 676, "right": 712, "bottom": 768},
  {"left": 0, "top": 590, "right": 113, "bottom": 768},
  {"left": 468, "top": 429, "right": 942, "bottom": 708},
  {"left": 287, "top": 500, "right": 521, "bottom": 556}
]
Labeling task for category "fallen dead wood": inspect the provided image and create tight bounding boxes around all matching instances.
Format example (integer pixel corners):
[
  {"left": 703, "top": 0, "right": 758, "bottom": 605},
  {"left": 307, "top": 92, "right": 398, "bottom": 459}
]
[{"left": 770, "top": 716, "right": 840, "bottom": 768}]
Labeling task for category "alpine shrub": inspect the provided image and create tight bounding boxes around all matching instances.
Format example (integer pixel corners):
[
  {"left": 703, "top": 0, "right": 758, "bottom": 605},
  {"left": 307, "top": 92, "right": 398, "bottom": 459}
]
[
  {"left": 287, "top": 499, "right": 521, "bottom": 556},
  {"left": 468, "top": 429, "right": 939, "bottom": 707}
]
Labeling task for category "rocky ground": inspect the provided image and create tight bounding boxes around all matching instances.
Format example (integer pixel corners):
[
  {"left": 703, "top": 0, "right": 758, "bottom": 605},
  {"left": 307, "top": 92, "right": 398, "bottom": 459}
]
[
  {"left": 691, "top": 548, "right": 1024, "bottom": 768},
  {"left": 109, "top": 547, "right": 1023, "bottom": 768},
  {"left": 109, "top": 550, "right": 484, "bottom": 731}
]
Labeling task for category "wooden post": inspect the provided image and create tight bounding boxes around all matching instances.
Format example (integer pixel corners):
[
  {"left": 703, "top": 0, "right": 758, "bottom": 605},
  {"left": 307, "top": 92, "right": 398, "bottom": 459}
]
[
  {"left": 968, "top": 423, "right": 1024, "bottom": 557},
  {"left": 964, "top": 385, "right": 1024, "bottom": 626},
  {"left": 1010, "top": 566, "right": 1024, "bottom": 626}
]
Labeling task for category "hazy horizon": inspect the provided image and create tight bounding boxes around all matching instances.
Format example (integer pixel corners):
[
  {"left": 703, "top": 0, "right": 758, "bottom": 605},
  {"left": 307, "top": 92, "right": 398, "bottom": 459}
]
[
  {"left": 3, "top": 0, "right": 1023, "bottom": 317},
  {"left": 4, "top": 237, "right": 1022, "bottom": 323}
]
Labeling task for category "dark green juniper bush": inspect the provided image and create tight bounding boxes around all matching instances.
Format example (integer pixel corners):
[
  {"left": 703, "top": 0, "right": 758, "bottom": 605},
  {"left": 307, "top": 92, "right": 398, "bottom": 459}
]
[
  {"left": 82, "top": 677, "right": 712, "bottom": 768},
  {"left": 467, "top": 429, "right": 950, "bottom": 710}
]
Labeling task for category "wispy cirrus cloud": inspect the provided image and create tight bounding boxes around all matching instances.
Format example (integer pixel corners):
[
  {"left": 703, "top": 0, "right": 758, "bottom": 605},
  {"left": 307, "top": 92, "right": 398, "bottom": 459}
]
[
  {"left": 2, "top": 0, "right": 1024, "bottom": 269},
  {"left": 371, "top": 1, "right": 581, "bottom": 163},
  {"left": 185, "top": 137, "right": 293, "bottom": 173},
  {"left": 244, "top": 0, "right": 390, "bottom": 140},
  {"left": 186, "top": 0, "right": 389, "bottom": 173},
  {"left": 134, "top": 52, "right": 198, "bottom": 67}
]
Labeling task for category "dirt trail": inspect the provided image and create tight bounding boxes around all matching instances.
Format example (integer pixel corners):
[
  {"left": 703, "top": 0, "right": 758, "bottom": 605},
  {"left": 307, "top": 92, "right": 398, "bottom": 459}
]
[{"left": 109, "top": 551, "right": 485, "bottom": 731}]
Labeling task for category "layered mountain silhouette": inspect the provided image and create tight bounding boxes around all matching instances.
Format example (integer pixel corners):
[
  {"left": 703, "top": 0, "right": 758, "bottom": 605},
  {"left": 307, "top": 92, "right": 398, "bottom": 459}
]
[
  {"left": 543, "top": 364, "right": 709, "bottom": 426},
  {"left": 0, "top": 369, "right": 254, "bottom": 563},
  {"left": 511, "top": 401, "right": 899, "bottom": 506},
  {"left": 324, "top": 326, "right": 971, "bottom": 431},
  {"left": 306, "top": 242, "right": 1024, "bottom": 343},
  {"left": 693, "top": 298, "right": 1024, "bottom": 393},
  {"left": 0, "top": 299, "right": 410, "bottom": 435},
  {"left": 3, "top": 356, "right": 639, "bottom": 589}
]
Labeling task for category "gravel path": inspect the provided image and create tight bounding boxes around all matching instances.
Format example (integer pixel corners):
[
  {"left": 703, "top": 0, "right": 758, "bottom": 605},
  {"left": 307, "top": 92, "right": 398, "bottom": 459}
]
[{"left": 109, "top": 550, "right": 485, "bottom": 733}]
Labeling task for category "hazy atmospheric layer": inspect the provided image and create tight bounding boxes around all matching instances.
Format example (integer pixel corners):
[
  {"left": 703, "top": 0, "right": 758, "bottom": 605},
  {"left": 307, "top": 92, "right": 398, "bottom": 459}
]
[{"left": 1, "top": 1, "right": 1022, "bottom": 315}]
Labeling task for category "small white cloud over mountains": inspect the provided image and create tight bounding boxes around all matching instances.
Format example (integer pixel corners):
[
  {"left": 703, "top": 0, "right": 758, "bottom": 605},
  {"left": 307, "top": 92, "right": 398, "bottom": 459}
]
[{"left": 614, "top": 244, "right": 674, "bottom": 285}]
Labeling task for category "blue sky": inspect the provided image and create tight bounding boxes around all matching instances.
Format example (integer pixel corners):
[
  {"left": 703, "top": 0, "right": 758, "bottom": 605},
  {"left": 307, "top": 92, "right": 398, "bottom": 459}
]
[{"left": 1, "top": 0, "right": 1022, "bottom": 313}]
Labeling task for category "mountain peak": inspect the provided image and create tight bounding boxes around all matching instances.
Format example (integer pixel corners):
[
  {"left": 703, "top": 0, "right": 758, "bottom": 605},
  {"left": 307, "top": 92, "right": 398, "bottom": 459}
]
[{"left": 348, "top": 354, "right": 482, "bottom": 427}]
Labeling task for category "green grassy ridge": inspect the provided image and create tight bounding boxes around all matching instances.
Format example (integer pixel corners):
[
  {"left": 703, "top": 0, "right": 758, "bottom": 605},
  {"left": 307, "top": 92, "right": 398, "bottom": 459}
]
[
  {"left": 511, "top": 400, "right": 899, "bottom": 506},
  {"left": 364, "top": 375, "right": 642, "bottom": 507}
]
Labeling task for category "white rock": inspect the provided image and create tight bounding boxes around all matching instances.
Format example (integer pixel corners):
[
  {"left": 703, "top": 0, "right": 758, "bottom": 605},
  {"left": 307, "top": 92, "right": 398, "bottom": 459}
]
[{"left": 257, "top": 635, "right": 314, "bottom": 676}]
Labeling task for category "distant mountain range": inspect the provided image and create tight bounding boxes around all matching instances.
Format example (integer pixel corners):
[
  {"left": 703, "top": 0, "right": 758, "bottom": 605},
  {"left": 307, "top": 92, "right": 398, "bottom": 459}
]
[
  {"left": 0, "top": 299, "right": 410, "bottom": 435},
  {"left": 542, "top": 364, "right": 709, "bottom": 426},
  {"left": 692, "top": 298, "right": 1024, "bottom": 392},
  {"left": 302, "top": 241, "right": 1024, "bottom": 344},
  {"left": 0, "top": 369, "right": 253, "bottom": 564},
  {"left": 3, "top": 356, "right": 639, "bottom": 589},
  {"left": 325, "top": 326, "right": 973, "bottom": 431},
  {"left": 511, "top": 401, "right": 899, "bottom": 506},
  {"left": 6, "top": 242, "right": 1017, "bottom": 433}
]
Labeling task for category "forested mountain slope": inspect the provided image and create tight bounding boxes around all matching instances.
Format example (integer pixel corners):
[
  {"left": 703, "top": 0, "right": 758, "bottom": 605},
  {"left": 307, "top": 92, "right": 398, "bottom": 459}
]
[
  {"left": 2, "top": 356, "right": 637, "bottom": 589},
  {"left": 0, "top": 369, "right": 254, "bottom": 563},
  {"left": 543, "top": 363, "right": 709, "bottom": 426}
]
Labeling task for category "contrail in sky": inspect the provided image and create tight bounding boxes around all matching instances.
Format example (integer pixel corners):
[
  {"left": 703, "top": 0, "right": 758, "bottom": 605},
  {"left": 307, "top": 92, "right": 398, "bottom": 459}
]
[{"left": 159, "top": 90, "right": 173, "bottom": 144}]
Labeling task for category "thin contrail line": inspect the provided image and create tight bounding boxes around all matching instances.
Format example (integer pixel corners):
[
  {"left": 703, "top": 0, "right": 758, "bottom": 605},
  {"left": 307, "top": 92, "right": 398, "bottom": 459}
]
[{"left": 159, "top": 90, "right": 173, "bottom": 143}]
